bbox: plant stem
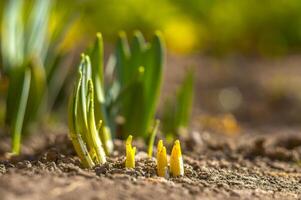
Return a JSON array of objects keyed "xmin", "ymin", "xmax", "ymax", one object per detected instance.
[
  {"xmin": 12, "ymin": 69, "xmax": 31, "ymax": 154},
  {"xmin": 147, "ymin": 120, "xmax": 160, "ymax": 157}
]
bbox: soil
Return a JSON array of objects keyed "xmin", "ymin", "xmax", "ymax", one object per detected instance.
[
  {"xmin": 0, "ymin": 125, "xmax": 301, "ymax": 200},
  {"xmin": 1, "ymin": 55, "xmax": 301, "ymax": 200}
]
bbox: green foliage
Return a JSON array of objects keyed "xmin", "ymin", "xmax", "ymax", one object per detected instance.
[
  {"xmin": 68, "ymin": 55, "xmax": 107, "ymax": 168},
  {"xmin": 1, "ymin": 0, "xmax": 72, "ymax": 154},
  {"xmin": 88, "ymin": 33, "xmax": 113, "ymax": 155},
  {"xmin": 162, "ymin": 70, "xmax": 195, "ymax": 140},
  {"xmin": 111, "ymin": 31, "xmax": 165, "ymax": 139},
  {"xmin": 68, "ymin": 31, "xmax": 165, "ymax": 166}
]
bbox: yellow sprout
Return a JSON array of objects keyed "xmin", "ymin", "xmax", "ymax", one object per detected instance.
[
  {"xmin": 125, "ymin": 135, "xmax": 136, "ymax": 168},
  {"xmin": 157, "ymin": 140, "xmax": 163, "ymax": 155},
  {"xmin": 169, "ymin": 140, "xmax": 184, "ymax": 177},
  {"xmin": 156, "ymin": 140, "xmax": 168, "ymax": 177}
]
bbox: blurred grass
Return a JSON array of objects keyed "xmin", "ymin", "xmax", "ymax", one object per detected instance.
[{"xmin": 0, "ymin": 0, "xmax": 75, "ymax": 154}]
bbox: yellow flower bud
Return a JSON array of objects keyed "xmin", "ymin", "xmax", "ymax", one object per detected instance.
[
  {"xmin": 125, "ymin": 135, "xmax": 136, "ymax": 168},
  {"xmin": 169, "ymin": 140, "xmax": 184, "ymax": 177},
  {"xmin": 156, "ymin": 140, "xmax": 168, "ymax": 177}
]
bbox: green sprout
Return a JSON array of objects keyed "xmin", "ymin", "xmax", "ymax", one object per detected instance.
[
  {"xmin": 86, "ymin": 31, "xmax": 165, "ymax": 141},
  {"xmin": 88, "ymin": 33, "xmax": 113, "ymax": 155},
  {"xmin": 68, "ymin": 55, "xmax": 107, "ymax": 167},
  {"xmin": 68, "ymin": 31, "xmax": 165, "ymax": 166},
  {"xmin": 110, "ymin": 31, "xmax": 165, "ymax": 139},
  {"xmin": 147, "ymin": 120, "xmax": 160, "ymax": 158},
  {"xmin": 161, "ymin": 70, "xmax": 195, "ymax": 140},
  {"xmin": 68, "ymin": 32, "xmax": 195, "ymax": 168},
  {"xmin": 73, "ymin": 31, "xmax": 165, "ymax": 155},
  {"xmin": 1, "ymin": 0, "xmax": 73, "ymax": 154}
]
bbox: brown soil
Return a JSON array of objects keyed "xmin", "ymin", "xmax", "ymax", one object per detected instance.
[{"xmin": 0, "ymin": 125, "xmax": 301, "ymax": 200}]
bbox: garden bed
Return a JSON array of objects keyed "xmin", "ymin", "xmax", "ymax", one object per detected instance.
[{"xmin": 1, "ymin": 125, "xmax": 301, "ymax": 200}]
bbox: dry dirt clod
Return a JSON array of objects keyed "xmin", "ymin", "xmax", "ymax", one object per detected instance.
[
  {"xmin": 16, "ymin": 161, "xmax": 32, "ymax": 169},
  {"xmin": 94, "ymin": 163, "xmax": 110, "ymax": 175},
  {"xmin": 45, "ymin": 149, "xmax": 60, "ymax": 162}
]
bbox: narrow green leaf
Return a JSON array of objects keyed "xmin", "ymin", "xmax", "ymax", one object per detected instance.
[
  {"xmin": 90, "ymin": 32, "xmax": 104, "ymax": 87},
  {"xmin": 147, "ymin": 120, "xmax": 160, "ymax": 157},
  {"xmin": 115, "ymin": 31, "xmax": 130, "ymax": 86},
  {"xmin": 128, "ymin": 31, "xmax": 145, "ymax": 82},
  {"xmin": 23, "ymin": 58, "xmax": 47, "ymax": 132},
  {"xmin": 46, "ymin": 52, "xmax": 69, "ymax": 111},
  {"xmin": 89, "ymin": 33, "xmax": 105, "ymax": 119},
  {"xmin": 87, "ymin": 38, "xmax": 114, "ymax": 154},
  {"xmin": 11, "ymin": 68, "xmax": 31, "ymax": 154},
  {"xmin": 79, "ymin": 55, "xmax": 91, "ymax": 130},
  {"xmin": 140, "ymin": 32, "xmax": 165, "ymax": 138},
  {"xmin": 144, "ymin": 31, "xmax": 165, "ymax": 102},
  {"xmin": 26, "ymin": 0, "xmax": 51, "ymax": 61},
  {"xmin": 175, "ymin": 70, "xmax": 194, "ymax": 127},
  {"xmin": 1, "ymin": 0, "xmax": 24, "ymax": 70},
  {"xmin": 87, "ymin": 80, "xmax": 106, "ymax": 164},
  {"xmin": 161, "ymin": 70, "xmax": 195, "ymax": 139}
]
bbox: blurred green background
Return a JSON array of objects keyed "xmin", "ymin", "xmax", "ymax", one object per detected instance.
[
  {"xmin": 1, "ymin": 0, "xmax": 301, "ymax": 55},
  {"xmin": 2, "ymin": 0, "xmax": 301, "ymax": 130},
  {"xmin": 48, "ymin": 0, "xmax": 301, "ymax": 56}
]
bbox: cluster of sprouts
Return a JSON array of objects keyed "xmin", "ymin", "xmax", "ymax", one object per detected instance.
[
  {"xmin": 67, "ymin": 32, "xmax": 190, "ymax": 177},
  {"xmin": 125, "ymin": 135, "xmax": 184, "ymax": 178},
  {"xmin": 68, "ymin": 55, "xmax": 107, "ymax": 167},
  {"xmin": 157, "ymin": 140, "xmax": 184, "ymax": 177},
  {"xmin": 1, "ymin": 1, "xmax": 194, "ymax": 157}
]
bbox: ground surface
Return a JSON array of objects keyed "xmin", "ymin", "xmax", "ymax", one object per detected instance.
[
  {"xmin": 0, "ymin": 125, "xmax": 301, "ymax": 200},
  {"xmin": 1, "ymin": 55, "xmax": 301, "ymax": 199}
]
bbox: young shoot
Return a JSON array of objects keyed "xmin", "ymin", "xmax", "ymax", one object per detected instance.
[
  {"xmin": 89, "ymin": 33, "xmax": 113, "ymax": 155},
  {"xmin": 161, "ymin": 70, "xmax": 195, "ymax": 141},
  {"xmin": 68, "ymin": 55, "xmax": 106, "ymax": 168},
  {"xmin": 125, "ymin": 135, "xmax": 136, "ymax": 168},
  {"xmin": 156, "ymin": 140, "xmax": 168, "ymax": 177},
  {"xmin": 147, "ymin": 120, "xmax": 160, "ymax": 157},
  {"xmin": 169, "ymin": 140, "xmax": 184, "ymax": 177},
  {"xmin": 97, "ymin": 121, "xmax": 113, "ymax": 155},
  {"xmin": 113, "ymin": 31, "xmax": 165, "ymax": 139}
]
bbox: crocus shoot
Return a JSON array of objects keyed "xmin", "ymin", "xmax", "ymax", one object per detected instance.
[
  {"xmin": 156, "ymin": 140, "xmax": 168, "ymax": 177},
  {"xmin": 169, "ymin": 140, "xmax": 184, "ymax": 177},
  {"xmin": 125, "ymin": 135, "xmax": 136, "ymax": 168}
]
